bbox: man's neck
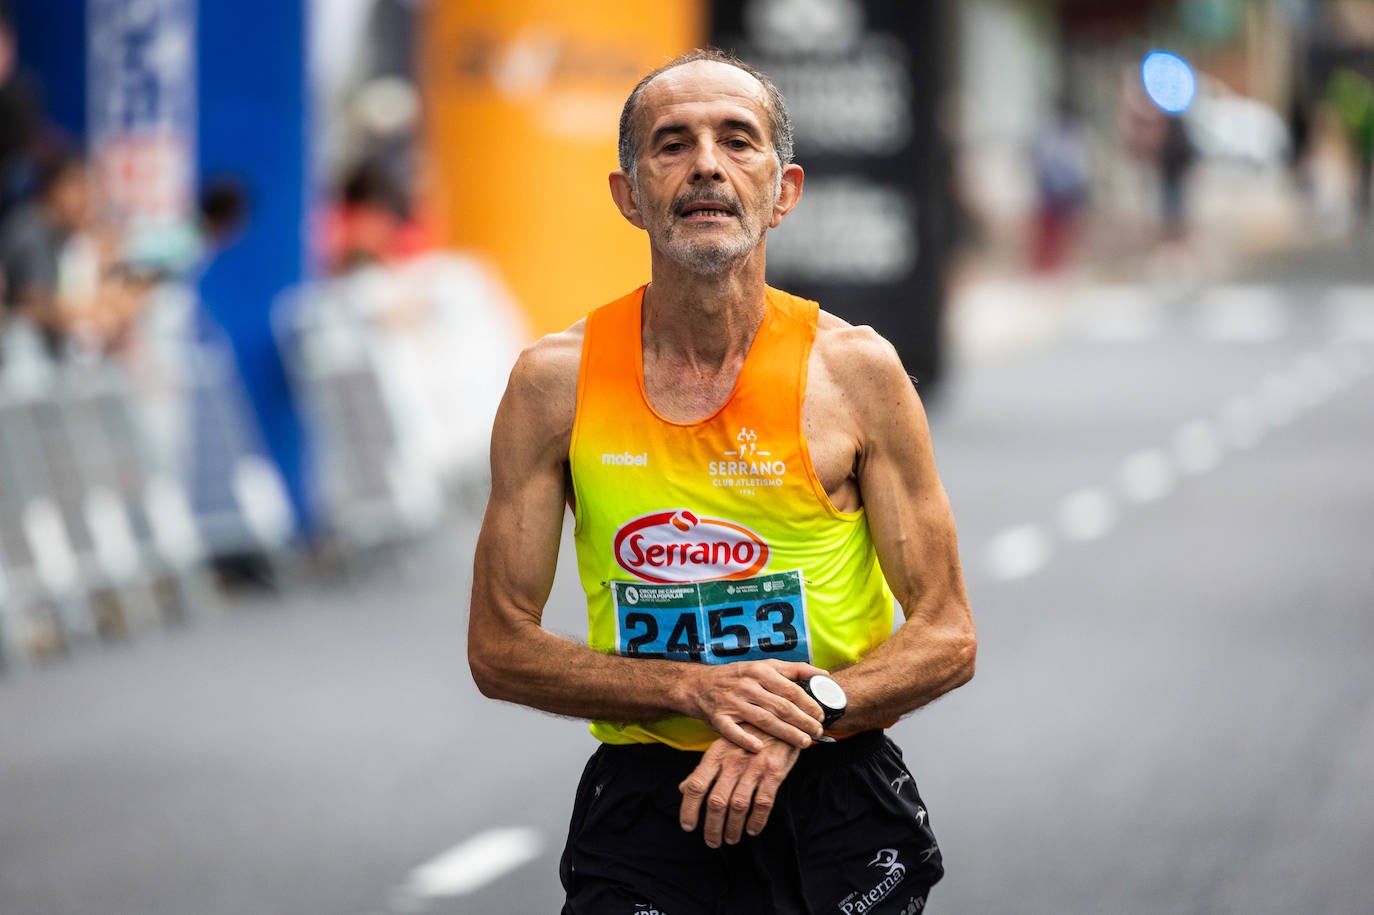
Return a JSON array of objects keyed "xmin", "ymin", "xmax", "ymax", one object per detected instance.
[{"xmin": 641, "ymin": 249, "xmax": 769, "ymax": 375}]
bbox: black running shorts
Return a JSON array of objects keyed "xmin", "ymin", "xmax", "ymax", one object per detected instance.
[{"xmin": 560, "ymin": 730, "xmax": 943, "ymax": 914}]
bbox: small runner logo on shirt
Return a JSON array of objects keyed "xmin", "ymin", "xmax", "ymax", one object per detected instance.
[
  {"xmin": 708, "ymin": 427, "xmax": 786, "ymax": 494},
  {"xmin": 613, "ymin": 510, "xmax": 770, "ymax": 583}
]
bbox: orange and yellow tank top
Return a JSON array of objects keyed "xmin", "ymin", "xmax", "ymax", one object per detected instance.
[{"xmin": 570, "ymin": 285, "xmax": 894, "ymax": 750}]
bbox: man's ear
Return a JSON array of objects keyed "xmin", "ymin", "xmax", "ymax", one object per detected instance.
[
  {"xmin": 769, "ymin": 163, "xmax": 804, "ymax": 228},
  {"xmin": 609, "ymin": 170, "xmax": 646, "ymax": 230}
]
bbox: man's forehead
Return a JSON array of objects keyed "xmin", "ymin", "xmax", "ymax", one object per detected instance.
[{"xmin": 637, "ymin": 60, "xmax": 770, "ymax": 127}]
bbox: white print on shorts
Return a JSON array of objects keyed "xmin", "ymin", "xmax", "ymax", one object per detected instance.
[{"xmin": 838, "ymin": 848, "xmax": 906, "ymax": 914}]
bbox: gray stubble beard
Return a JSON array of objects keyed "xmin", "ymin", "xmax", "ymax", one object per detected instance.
[{"xmin": 631, "ymin": 170, "xmax": 780, "ymax": 276}]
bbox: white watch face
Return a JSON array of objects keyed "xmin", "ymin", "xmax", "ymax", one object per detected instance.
[{"xmin": 810, "ymin": 675, "xmax": 847, "ymax": 711}]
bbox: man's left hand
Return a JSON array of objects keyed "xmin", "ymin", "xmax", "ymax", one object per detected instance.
[{"xmin": 678, "ymin": 726, "xmax": 801, "ymax": 848}]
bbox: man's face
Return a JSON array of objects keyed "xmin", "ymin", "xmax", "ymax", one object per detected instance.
[{"xmin": 626, "ymin": 61, "xmax": 785, "ymax": 275}]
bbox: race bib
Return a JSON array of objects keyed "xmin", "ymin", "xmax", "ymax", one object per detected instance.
[{"xmin": 611, "ymin": 570, "xmax": 810, "ymax": 664}]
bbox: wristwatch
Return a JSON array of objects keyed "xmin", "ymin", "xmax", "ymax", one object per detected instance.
[{"xmin": 801, "ymin": 675, "xmax": 847, "ymax": 730}]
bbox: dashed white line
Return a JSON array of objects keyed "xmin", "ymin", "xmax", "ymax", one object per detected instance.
[
  {"xmin": 1172, "ymin": 419, "xmax": 1224, "ymax": 475},
  {"xmin": 1330, "ymin": 346, "xmax": 1363, "ymax": 386},
  {"xmin": 980, "ymin": 330, "xmax": 1370, "ymax": 585},
  {"xmin": 1119, "ymin": 449, "xmax": 1175, "ymax": 503},
  {"xmin": 1326, "ymin": 286, "xmax": 1374, "ymax": 340},
  {"xmin": 1259, "ymin": 371, "xmax": 1300, "ymax": 426},
  {"xmin": 1195, "ymin": 284, "xmax": 1288, "ymax": 342},
  {"xmin": 1294, "ymin": 352, "xmax": 1340, "ymax": 405},
  {"xmin": 390, "ymin": 827, "xmax": 544, "ymax": 911},
  {"xmin": 1057, "ymin": 488, "xmax": 1117, "ymax": 542},
  {"xmin": 1340, "ymin": 345, "xmax": 1371, "ymax": 377},
  {"xmin": 1219, "ymin": 394, "xmax": 1267, "ymax": 449},
  {"xmin": 985, "ymin": 525, "xmax": 1052, "ymax": 580},
  {"xmin": 1073, "ymin": 285, "xmax": 1166, "ymax": 342}
]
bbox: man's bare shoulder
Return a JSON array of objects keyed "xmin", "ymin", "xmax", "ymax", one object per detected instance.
[
  {"xmin": 812, "ymin": 309, "xmax": 913, "ymax": 398},
  {"xmin": 502, "ymin": 320, "xmax": 585, "ymax": 433}
]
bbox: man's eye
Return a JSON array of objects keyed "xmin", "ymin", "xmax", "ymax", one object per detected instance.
[
  {"xmin": 662, "ymin": 142, "xmax": 686, "ymax": 153},
  {"xmin": 726, "ymin": 139, "xmax": 750, "ymax": 150}
]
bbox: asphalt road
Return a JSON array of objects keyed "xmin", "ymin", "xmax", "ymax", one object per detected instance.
[{"xmin": 2, "ymin": 248, "xmax": 1372, "ymax": 914}]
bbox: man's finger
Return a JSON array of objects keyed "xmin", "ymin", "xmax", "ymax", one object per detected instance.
[
  {"xmin": 738, "ymin": 704, "xmax": 816, "ymax": 748},
  {"xmin": 723, "ymin": 769, "xmax": 761, "ymax": 846},
  {"xmin": 745, "ymin": 778, "xmax": 780, "ymax": 837},
  {"xmin": 770, "ymin": 661, "xmax": 830, "ymax": 682},
  {"xmin": 757, "ymin": 681, "xmax": 826, "ymax": 733},
  {"xmin": 679, "ymin": 759, "xmax": 720, "ymax": 832},
  {"xmin": 712, "ymin": 716, "xmax": 766, "ymax": 752},
  {"xmin": 701, "ymin": 765, "xmax": 741, "ymax": 849}
]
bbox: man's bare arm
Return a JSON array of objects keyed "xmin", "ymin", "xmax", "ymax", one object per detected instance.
[
  {"xmin": 467, "ymin": 331, "xmax": 826, "ymax": 750},
  {"xmin": 676, "ymin": 323, "xmax": 976, "ymax": 843},
  {"xmin": 817, "ymin": 325, "xmax": 977, "ymax": 730}
]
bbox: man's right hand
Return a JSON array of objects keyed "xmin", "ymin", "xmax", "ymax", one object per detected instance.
[{"xmin": 682, "ymin": 660, "xmax": 828, "ymax": 750}]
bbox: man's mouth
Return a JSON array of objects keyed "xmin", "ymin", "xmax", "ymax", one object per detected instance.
[{"xmin": 678, "ymin": 201, "xmax": 737, "ymax": 219}]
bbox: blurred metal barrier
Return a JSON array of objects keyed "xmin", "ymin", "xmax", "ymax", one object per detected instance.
[
  {"xmin": 0, "ymin": 332, "xmax": 433, "ymax": 671},
  {"xmin": 0, "ymin": 364, "xmax": 218, "ymax": 668},
  {"xmin": 285, "ymin": 255, "xmax": 527, "ymax": 545},
  {"xmin": 0, "ymin": 258, "xmax": 521, "ymax": 673},
  {"xmin": 287, "ymin": 280, "xmax": 446, "ymax": 554}
]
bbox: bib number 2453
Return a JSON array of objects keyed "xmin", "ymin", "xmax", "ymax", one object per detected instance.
[{"xmin": 611, "ymin": 571, "xmax": 809, "ymax": 664}]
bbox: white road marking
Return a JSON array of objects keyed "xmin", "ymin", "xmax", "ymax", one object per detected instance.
[
  {"xmin": 1195, "ymin": 285, "xmax": 1288, "ymax": 342},
  {"xmin": 1326, "ymin": 286, "xmax": 1374, "ymax": 341},
  {"xmin": 1259, "ymin": 371, "xmax": 1300, "ymax": 425},
  {"xmin": 1057, "ymin": 488, "xmax": 1117, "ymax": 542},
  {"xmin": 1219, "ymin": 394, "xmax": 1267, "ymax": 449},
  {"xmin": 1340, "ymin": 345, "xmax": 1371, "ymax": 377},
  {"xmin": 1293, "ymin": 352, "xmax": 1340, "ymax": 405},
  {"xmin": 1173, "ymin": 420, "xmax": 1224, "ymax": 475},
  {"xmin": 394, "ymin": 827, "xmax": 544, "ymax": 907},
  {"xmin": 985, "ymin": 525, "xmax": 1052, "ymax": 580},
  {"xmin": 1119, "ymin": 449, "xmax": 1176, "ymax": 503},
  {"xmin": 1328, "ymin": 345, "xmax": 1362, "ymax": 386},
  {"xmin": 980, "ymin": 301, "xmax": 1367, "ymax": 587},
  {"xmin": 1073, "ymin": 285, "xmax": 1165, "ymax": 342}
]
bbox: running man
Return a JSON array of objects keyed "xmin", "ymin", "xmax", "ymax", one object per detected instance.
[{"xmin": 469, "ymin": 48, "xmax": 976, "ymax": 914}]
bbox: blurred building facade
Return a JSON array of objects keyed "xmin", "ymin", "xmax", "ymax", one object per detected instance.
[{"xmin": 953, "ymin": 0, "xmax": 1374, "ymax": 278}]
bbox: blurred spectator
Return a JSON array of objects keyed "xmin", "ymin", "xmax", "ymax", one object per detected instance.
[
  {"xmin": 1029, "ymin": 97, "xmax": 1090, "ymax": 273},
  {"xmin": 0, "ymin": 150, "xmax": 146, "ymax": 365},
  {"xmin": 1325, "ymin": 67, "xmax": 1374, "ymax": 223},
  {"xmin": 1158, "ymin": 114, "xmax": 1196, "ymax": 241},
  {"xmin": 318, "ymin": 159, "xmax": 432, "ymax": 274},
  {"xmin": 199, "ymin": 176, "xmax": 249, "ymax": 256},
  {"xmin": 0, "ymin": 11, "xmax": 44, "ymax": 225}
]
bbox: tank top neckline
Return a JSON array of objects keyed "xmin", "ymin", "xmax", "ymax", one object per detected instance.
[{"xmin": 632, "ymin": 285, "xmax": 780, "ymax": 429}]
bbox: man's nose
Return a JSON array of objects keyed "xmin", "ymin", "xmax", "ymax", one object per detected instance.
[{"xmin": 690, "ymin": 141, "xmax": 723, "ymax": 182}]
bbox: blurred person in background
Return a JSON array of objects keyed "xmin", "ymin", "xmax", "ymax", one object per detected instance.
[
  {"xmin": 1325, "ymin": 67, "xmax": 1374, "ymax": 224},
  {"xmin": 319, "ymin": 159, "xmax": 431, "ymax": 275},
  {"xmin": 198, "ymin": 177, "xmax": 248, "ymax": 264},
  {"xmin": 470, "ymin": 49, "xmax": 975, "ymax": 914},
  {"xmin": 0, "ymin": 149, "xmax": 147, "ymax": 367},
  {"xmin": 1121, "ymin": 70, "xmax": 1197, "ymax": 251},
  {"xmin": 1158, "ymin": 113, "xmax": 1196, "ymax": 243},
  {"xmin": 1029, "ymin": 95, "xmax": 1091, "ymax": 273},
  {"xmin": 0, "ymin": 9, "xmax": 44, "ymax": 225}
]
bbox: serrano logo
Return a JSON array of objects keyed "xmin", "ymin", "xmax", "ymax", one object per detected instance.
[{"xmin": 613, "ymin": 510, "xmax": 770, "ymax": 583}]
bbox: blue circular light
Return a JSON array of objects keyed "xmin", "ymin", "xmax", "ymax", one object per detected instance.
[{"xmin": 1142, "ymin": 51, "xmax": 1197, "ymax": 114}]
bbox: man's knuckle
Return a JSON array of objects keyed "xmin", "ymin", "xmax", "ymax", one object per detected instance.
[{"xmin": 707, "ymin": 794, "xmax": 730, "ymax": 812}]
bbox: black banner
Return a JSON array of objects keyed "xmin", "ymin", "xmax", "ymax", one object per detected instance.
[{"xmin": 710, "ymin": 0, "xmax": 957, "ymax": 395}]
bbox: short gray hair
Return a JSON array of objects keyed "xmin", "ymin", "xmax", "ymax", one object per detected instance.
[{"xmin": 617, "ymin": 48, "xmax": 795, "ymax": 180}]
